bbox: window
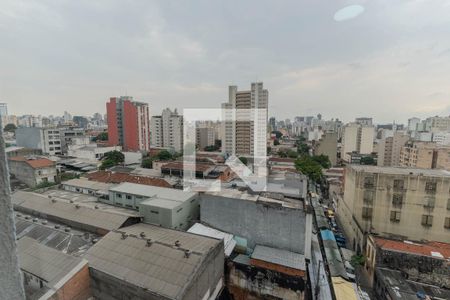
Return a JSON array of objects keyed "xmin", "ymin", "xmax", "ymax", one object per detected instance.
[
  {"xmin": 363, "ymin": 190, "xmax": 374, "ymax": 205},
  {"xmin": 390, "ymin": 211, "xmax": 401, "ymax": 222},
  {"xmin": 363, "ymin": 176, "xmax": 375, "ymax": 188},
  {"xmin": 445, "ymin": 218, "xmax": 450, "ymax": 229},
  {"xmin": 126, "ymin": 195, "xmax": 132, "ymax": 200},
  {"xmin": 423, "ymin": 196, "xmax": 435, "ymax": 209},
  {"xmin": 117, "ymin": 193, "xmax": 122, "ymax": 198},
  {"xmin": 425, "ymin": 181, "xmax": 437, "ymax": 194},
  {"xmin": 392, "ymin": 194, "xmax": 403, "ymax": 208},
  {"xmin": 362, "ymin": 207, "xmax": 372, "ymax": 219},
  {"xmin": 393, "ymin": 179, "xmax": 404, "ymax": 191},
  {"xmin": 421, "ymin": 215, "xmax": 433, "ymax": 227},
  {"xmin": 150, "ymin": 210, "xmax": 159, "ymax": 214},
  {"xmin": 177, "ymin": 207, "xmax": 183, "ymax": 213}
]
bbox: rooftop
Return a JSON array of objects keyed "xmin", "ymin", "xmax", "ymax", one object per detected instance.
[
  {"xmin": 188, "ymin": 223, "xmax": 236, "ymax": 256},
  {"xmin": 110, "ymin": 182, "xmax": 196, "ymax": 201},
  {"xmin": 18, "ymin": 237, "xmax": 87, "ymax": 287},
  {"xmin": 15, "ymin": 212, "xmax": 96, "ymax": 256},
  {"xmin": 12, "ymin": 191, "xmax": 138, "ymax": 232},
  {"xmin": 9, "ymin": 156, "xmax": 55, "ymax": 169},
  {"xmin": 161, "ymin": 161, "xmax": 215, "ymax": 173},
  {"xmin": 61, "ymin": 178, "xmax": 112, "ymax": 191},
  {"xmin": 251, "ymin": 245, "xmax": 306, "ymax": 271},
  {"xmin": 87, "ymin": 170, "xmax": 173, "ymax": 188},
  {"xmin": 85, "ymin": 223, "xmax": 222, "ymax": 299},
  {"xmin": 348, "ymin": 165, "xmax": 450, "ymax": 177},
  {"xmin": 374, "ymin": 237, "xmax": 450, "ymax": 260},
  {"xmin": 376, "ymin": 267, "xmax": 450, "ymax": 300}
]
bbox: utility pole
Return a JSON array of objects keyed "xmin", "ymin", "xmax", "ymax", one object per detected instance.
[{"xmin": 0, "ymin": 125, "xmax": 25, "ymax": 299}]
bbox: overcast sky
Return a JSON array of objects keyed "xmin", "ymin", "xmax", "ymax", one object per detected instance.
[{"xmin": 1, "ymin": 0, "xmax": 450, "ymax": 123}]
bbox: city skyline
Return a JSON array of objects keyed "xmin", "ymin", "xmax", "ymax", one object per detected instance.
[{"xmin": 2, "ymin": 1, "xmax": 450, "ymax": 123}]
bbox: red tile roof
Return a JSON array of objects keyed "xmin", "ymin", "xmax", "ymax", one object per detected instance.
[
  {"xmin": 9, "ymin": 156, "xmax": 55, "ymax": 169},
  {"xmin": 374, "ymin": 237, "xmax": 450, "ymax": 259},
  {"xmin": 161, "ymin": 161, "xmax": 215, "ymax": 172},
  {"xmin": 87, "ymin": 171, "xmax": 172, "ymax": 188}
]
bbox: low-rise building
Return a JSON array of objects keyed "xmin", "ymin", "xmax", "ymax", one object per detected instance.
[
  {"xmin": 87, "ymin": 170, "xmax": 174, "ymax": 188},
  {"xmin": 107, "ymin": 182, "xmax": 199, "ymax": 230},
  {"xmin": 12, "ymin": 191, "xmax": 140, "ymax": 235},
  {"xmin": 365, "ymin": 235, "xmax": 450, "ymax": 289},
  {"xmin": 337, "ymin": 165, "xmax": 450, "ymax": 254},
  {"xmin": 67, "ymin": 143, "xmax": 122, "ymax": 162},
  {"xmin": 8, "ymin": 156, "xmax": 57, "ymax": 187},
  {"xmin": 18, "ymin": 237, "xmax": 92, "ymax": 300},
  {"xmin": 373, "ymin": 268, "xmax": 450, "ymax": 300},
  {"xmin": 85, "ymin": 223, "xmax": 224, "ymax": 300},
  {"xmin": 229, "ymin": 245, "xmax": 307, "ymax": 300}
]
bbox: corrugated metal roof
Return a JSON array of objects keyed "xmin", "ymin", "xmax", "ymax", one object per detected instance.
[
  {"xmin": 85, "ymin": 223, "xmax": 221, "ymax": 299},
  {"xmin": 61, "ymin": 178, "xmax": 112, "ymax": 191},
  {"xmin": 13, "ymin": 191, "xmax": 133, "ymax": 232},
  {"xmin": 251, "ymin": 245, "xmax": 306, "ymax": 270},
  {"xmin": 321, "ymin": 230, "xmax": 336, "ymax": 241},
  {"xmin": 18, "ymin": 237, "xmax": 87, "ymax": 286},
  {"xmin": 188, "ymin": 223, "xmax": 236, "ymax": 256},
  {"xmin": 110, "ymin": 182, "xmax": 196, "ymax": 201}
]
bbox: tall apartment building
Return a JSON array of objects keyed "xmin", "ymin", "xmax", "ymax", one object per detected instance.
[
  {"xmin": 150, "ymin": 108, "xmax": 183, "ymax": 152},
  {"xmin": 423, "ymin": 116, "xmax": 450, "ymax": 133},
  {"xmin": 221, "ymin": 82, "xmax": 268, "ymax": 157},
  {"xmin": 337, "ymin": 165, "xmax": 450, "ymax": 254},
  {"xmin": 196, "ymin": 127, "xmax": 216, "ymax": 150},
  {"xmin": 377, "ymin": 131, "xmax": 409, "ymax": 167},
  {"xmin": 407, "ymin": 117, "xmax": 420, "ymax": 132},
  {"xmin": 106, "ymin": 96, "xmax": 150, "ymax": 152},
  {"xmin": 400, "ymin": 142, "xmax": 450, "ymax": 170},
  {"xmin": 0, "ymin": 103, "xmax": 7, "ymax": 117},
  {"xmin": 355, "ymin": 117, "xmax": 373, "ymax": 126},
  {"xmin": 313, "ymin": 131, "xmax": 338, "ymax": 166},
  {"xmin": 433, "ymin": 132, "xmax": 450, "ymax": 146},
  {"xmin": 341, "ymin": 123, "xmax": 375, "ymax": 162}
]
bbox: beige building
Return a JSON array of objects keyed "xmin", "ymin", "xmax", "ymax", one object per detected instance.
[
  {"xmin": 313, "ymin": 131, "xmax": 338, "ymax": 166},
  {"xmin": 196, "ymin": 126, "xmax": 216, "ymax": 150},
  {"xmin": 341, "ymin": 123, "xmax": 375, "ymax": 162},
  {"xmin": 150, "ymin": 108, "xmax": 183, "ymax": 152},
  {"xmin": 400, "ymin": 142, "xmax": 450, "ymax": 170},
  {"xmin": 222, "ymin": 82, "xmax": 268, "ymax": 157},
  {"xmin": 337, "ymin": 165, "xmax": 450, "ymax": 254},
  {"xmin": 377, "ymin": 131, "xmax": 409, "ymax": 167}
]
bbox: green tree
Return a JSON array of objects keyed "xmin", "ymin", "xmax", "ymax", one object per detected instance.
[
  {"xmin": 360, "ymin": 156, "xmax": 376, "ymax": 165},
  {"xmin": 287, "ymin": 150, "xmax": 298, "ymax": 159},
  {"xmin": 312, "ymin": 154, "xmax": 331, "ymax": 169},
  {"xmin": 95, "ymin": 132, "xmax": 108, "ymax": 141},
  {"xmin": 239, "ymin": 157, "xmax": 248, "ymax": 165},
  {"xmin": 278, "ymin": 150, "xmax": 288, "ymax": 158},
  {"xmin": 157, "ymin": 150, "xmax": 173, "ymax": 160},
  {"xmin": 297, "ymin": 143, "xmax": 310, "ymax": 155},
  {"xmin": 3, "ymin": 123, "xmax": 17, "ymax": 132},
  {"xmin": 100, "ymin": 150, "xmax": 124, "ymax": 170},
  {"xmin": 141, "ymin": 157, "xmax": 153, "ymax": 169},
  {"xmin": 295, "ymin": 156, "xmax": 323, "ymax": 182}
]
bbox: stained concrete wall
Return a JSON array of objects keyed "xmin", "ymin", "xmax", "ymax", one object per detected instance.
[{"xmin": 200, "ymin": 193, "xmax": 307, "ymax": 254}]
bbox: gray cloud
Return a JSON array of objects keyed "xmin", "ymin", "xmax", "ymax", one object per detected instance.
[{"xmin": 1, "ymin": 0, "xmax": 450, "ymax": 123}]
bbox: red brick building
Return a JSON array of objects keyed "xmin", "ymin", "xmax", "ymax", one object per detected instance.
[{"xmin": 106, "ymin": 96, "xmax": 150, "ymax": 151}]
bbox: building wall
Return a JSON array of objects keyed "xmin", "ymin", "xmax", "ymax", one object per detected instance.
[
  {"xmin": 314, "ymin": 132, "xmax": 338, "ymax": 166},
  {"xmin": 360, "ymin": 126, "xmax": 375, "ymax": 154},
  {"xmin": 8, "ymin": 161, "xmax": 56, "ymax": 187},
  {"xmin": 51, "ymin": 263, "xmax": 92, "ymax": 300},
  {"xmin": 123, "ymin": 100, "xmax": 139, "ymax": 151},
  {"xmin": 340, "ymin": 167, "xmax": 450, "ymax": 253},
  {"xmin": 150, "ymin": 109, "xmax": 183, "ymax": 152},
  {"xmin": 200, "ymin": 193, "xmax": 308, "ymax": 253},
  {"xmin": 15, "ymin": 127, "xmax": 44, "ymax": 152},
  {"xmin": 378, "ymin": 132, "xmax": 409, "ymax": 167},
  {"xmin": 106, "ymin": 98, "xmax": 119, "ymax": 147}
]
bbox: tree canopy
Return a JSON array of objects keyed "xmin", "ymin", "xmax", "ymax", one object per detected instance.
[
  {"xmin": 295, "ymin": 156, "xmax": 323, "ymax": 182},
  {"xmin": 239, "ymin": 156, "xmax": 248, "ymax": 165},
  {"xmin": 312, "ymin": 154, "xmax": 331, "ymax": 169},
  {"xmin": 3, "ymin": 123, "xmax": 17, "ymax": 132},
  {"xmin": 99, "ymin": 150, "xmax": 124, "ymax": 170}
]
